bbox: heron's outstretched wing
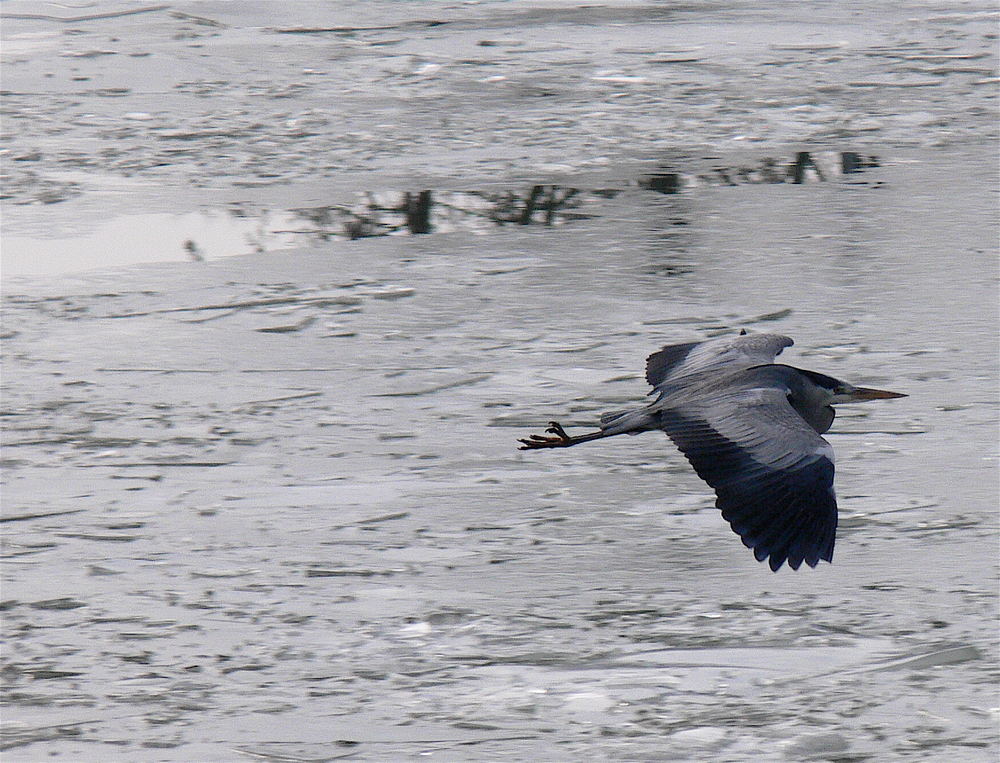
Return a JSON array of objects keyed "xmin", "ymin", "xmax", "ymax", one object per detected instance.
[
  {"xmin": 646, "ymin": 332, "xmax": 793, "ymax": 394},
  {"xmin": 657, "ymin": 381, "xmax": 837, "ymax": 572}
]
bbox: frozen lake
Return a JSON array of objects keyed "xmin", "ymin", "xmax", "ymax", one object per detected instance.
[{"xmin": 2, "ymin": 1, "xmax": 998, "ymax": 760}]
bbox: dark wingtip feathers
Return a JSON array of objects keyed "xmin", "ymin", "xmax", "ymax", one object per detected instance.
[{"xmin": 748, "ymin": 535, "xmax": 834, "ymax": 572}]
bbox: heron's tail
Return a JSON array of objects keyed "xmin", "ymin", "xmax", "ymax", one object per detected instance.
[{"xmin": 599, "ymin": 407, "xmax": 658, "ymax": 436}]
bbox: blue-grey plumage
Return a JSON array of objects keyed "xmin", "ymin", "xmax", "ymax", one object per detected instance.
[{"xmin": 518, "ymin": 331, "xmax": 907, "ymax": 572}]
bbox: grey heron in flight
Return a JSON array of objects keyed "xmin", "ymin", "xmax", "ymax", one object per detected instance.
[{"xmin": 518, "ymin": 331, "xmax": 906, "ymax": 571}]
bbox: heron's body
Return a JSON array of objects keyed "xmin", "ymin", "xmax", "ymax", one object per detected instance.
[{"xmin": 518, "ymin": 332, "xmax": 906, "ymax": 572}]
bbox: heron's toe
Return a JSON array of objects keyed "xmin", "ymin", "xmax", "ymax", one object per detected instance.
[
  {"xmin": 545, "ymin": 421, "xmax": 569, "ymax": 439},
  {"xmin": 518, "ymin": 432, "xmax": 564, "ymax": 449}
]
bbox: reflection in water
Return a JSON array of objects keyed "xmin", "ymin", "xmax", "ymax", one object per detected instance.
[
  {"xmin": 637, "ymin": 206, "xmax": 695, "ymax": 279},
  {"xmin": 1, "ymin": 151, "xmax": 880, "ymax": 276},
  {"xmin": 624, "ymin": 151, "xmax": 882, "ymax": 286},
  {"xmin": 639, "ymin": 151, "xmax": 880, "ymax": 193},
  {"xmin": 316, "ymin": 184, "xmax": 614, "ymax": 240},
  {"xmin": 325, "ymin": 151, "xmax": 878, "ymax": 241}
]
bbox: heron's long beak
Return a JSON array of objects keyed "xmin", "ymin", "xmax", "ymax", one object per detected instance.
[{"xmin": 850, "ymin": 387, "xmax": 908, "ymax": 401}]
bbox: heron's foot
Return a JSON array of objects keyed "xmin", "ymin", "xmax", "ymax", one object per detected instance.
[{"xmin": 518, "ymin": 421, "xmax": 572, "ymax": 450}]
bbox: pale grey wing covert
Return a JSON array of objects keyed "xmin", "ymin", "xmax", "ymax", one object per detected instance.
[
  {"xmin": 646, "ymin": 332, "xmax": 794, "ymax": 395},
  {"xmin": 656, "ymin": 380, "xmax": 838, "ymax": 572}
]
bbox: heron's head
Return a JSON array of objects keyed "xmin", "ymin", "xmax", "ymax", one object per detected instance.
[
  {"xmin": 808, "ymin": 373, "xmax": 908, "ymax": 405},
  {"xmin": 797, "ymin": 369, "xmax": 907, "ymax": 405}
]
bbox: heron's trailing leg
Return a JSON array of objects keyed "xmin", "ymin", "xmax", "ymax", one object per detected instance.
[{"xmin": 518, "ymin": 421, "xmax": 611, "ymax": 450}]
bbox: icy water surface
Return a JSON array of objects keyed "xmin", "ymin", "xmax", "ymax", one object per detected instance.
[
  {"xmin": 2, "ymin": 1, "xmax": 999, "ymax": 761},
  {"xmin": 3, "ymin": 151, "xmax": 997, "ymax": 761}
]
